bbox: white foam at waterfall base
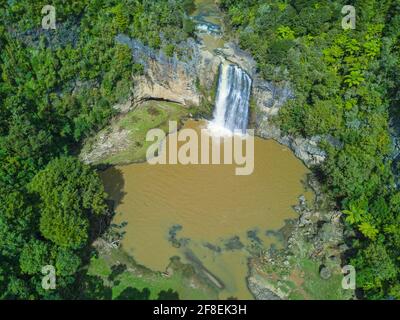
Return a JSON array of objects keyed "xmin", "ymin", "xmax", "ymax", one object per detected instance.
[
  {"xmin": 207, "ymin": 121, "xmax": 235, "ymax": 137},
  {"xmin": 208, "ymin": 63, "xmax": 252, "ymax": 138}
]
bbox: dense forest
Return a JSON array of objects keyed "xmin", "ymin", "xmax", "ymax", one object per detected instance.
[
  {"xmin": 219, "ymin": 0, "xmax": 400, "ymax": 299},
  {"xmin": 0, "ymin": 0, "xmax": 194, "ymax": 299}
]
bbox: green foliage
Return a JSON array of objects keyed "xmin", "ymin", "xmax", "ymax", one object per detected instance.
[
  {"xmin": 164, "ymin": 44, "xmax": 176, "ymax": 57},
  {"xmin": 303, "ymin": 99, "xmax": 343, "ymax": 135},
  {"xmin": 352, "ymin": 242, "xmax": 398, "ymax": 294},
  {"xmin": 55, "ymin": 249, "xmax": 81, "ymax": 276},
  {"xmin": 29, "ymin": 157, "xmax": 107, "ymax": 248},
  {"xmin": 343, "ymin": 200, "xmax": 367, "ymax": 225},
  {"xmin": 277, "ymin": 26, "xmax": 296, "ymax": 40},
  {"xmin": 19, "ymin": 239, "xmax": 50, "ymax": 275},
  {"xmin": 344, "ymin": 70, "xmax": 365, "ymax": 87},
  {"xmin": 157, "ymin": 289, "xmax": 180, "ymax": 300},
  {"xmin": 358, "ymin": 222, "xmax": 379, "ymax": 241}
]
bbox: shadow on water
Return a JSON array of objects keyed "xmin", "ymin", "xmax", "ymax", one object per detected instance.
[
  {"xmin": 86, "ymin": 166, "xmax": 127, "ymax": 248},
  {"xmin": 101, "ymin": 166, "xmax": 127, "ymax": 209},
  {"xmin": 87, "ymin": 166, "xmax": 126, "ymax": 246}
]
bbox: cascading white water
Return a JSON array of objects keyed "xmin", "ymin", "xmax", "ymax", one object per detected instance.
[{"xmin": 209, "ymin": 63, "xmax": 252, "ymax": 135}]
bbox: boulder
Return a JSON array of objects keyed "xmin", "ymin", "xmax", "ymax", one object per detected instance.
[{"xmin": 319, "ymin": 266, "xmax": 332, "ymax": 280}]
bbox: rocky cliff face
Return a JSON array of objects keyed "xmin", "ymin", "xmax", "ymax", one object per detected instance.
[
  {"xmin": 256, "ymin": 124, "xmax": 327, "ymax": 167},
  {"xmin": 116, "ymin": 34, "xmax": 287, "ymax": 112},
  {"xmin": 116, "ymin": 34, "xmax": 219, "ymax": 107}
]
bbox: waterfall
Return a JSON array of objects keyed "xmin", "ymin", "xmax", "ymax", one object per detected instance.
[{"xmin": 209, "ymin": 63, "xmax": 252, "ymax": 135}]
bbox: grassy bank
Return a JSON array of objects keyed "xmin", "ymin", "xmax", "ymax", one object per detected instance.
[
  {"xmin": 81, "ymin": 101, "xmax": 190, "ymax": 165},
  {"xmin": 88, "ymin": 245, "xmax": 219, "ymax": 300}
]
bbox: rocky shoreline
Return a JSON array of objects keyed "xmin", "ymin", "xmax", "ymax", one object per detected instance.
[{"xmin": 247, "ymin": 175, "xmax": 353, "ymax": 300}]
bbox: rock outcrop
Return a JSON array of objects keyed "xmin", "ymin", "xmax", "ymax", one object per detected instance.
[
  {"xmin": 116, "ymin": 34, "xmax": 220, "ymax": 107},
  {"xmin": 247, "ymin": 276, "xmax": 282, "ymax": 300},
  {"xmin": 256, "ymin": 123, "xmax": 327, "ymax": 167},
  {"xmin": 246, "ymin": 178, "xmax": 353, "ymax": 300}
]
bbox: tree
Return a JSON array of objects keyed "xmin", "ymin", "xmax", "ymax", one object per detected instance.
[
  {"xmin": 344, "ymin": 70, "xmax": 365, "ymax": 87},
  {"xmin": 29, "ymin": 157, "xmax": 107, "ymax": 249},
  {"xmin": 352, "ymin": 242, "xmax": 397, "ymax": 294},
  {"xmin": 157, "ymin": 289, "xmax": 180, "ymax": 300},
  {"xmin": 19, "ymin": 239, "xmax": 50, "ymax": 275},
  {"xmin": 358, "ymin": 222, "xmax": 378, "ymax": 240},
  {"xmin": 55, "ymin": 249, "xmax": 81, "ymax": 276},
  {"xmin": 277, "ymin": 26, "xmax": 295, "ymax": 40},
  {"xmin": 343, "ymin": 199, "xmax": 367, "ymax": 225}
]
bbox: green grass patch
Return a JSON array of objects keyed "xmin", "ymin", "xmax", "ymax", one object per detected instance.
[
  {"xmin": 288, "ymin": 258, "xmax": 352, "ymax": 300},
  {"xmin": 106, "ymin": 101, "xmax": 188, "ymax": 164},
  {"xmin": 88, "ymin": 247, "xmax": 218, "ymax": 300},
  {"xmin": 82, "ymin": 100, "xmax": 189, "ymax": 165}
]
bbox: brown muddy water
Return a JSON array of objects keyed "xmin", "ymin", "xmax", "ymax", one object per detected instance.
[{"xmin": 101, "ymin": 120, "xmax": 313, "ymax": 299}]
